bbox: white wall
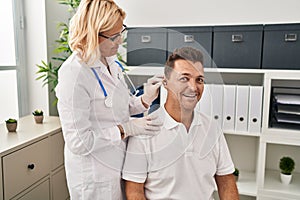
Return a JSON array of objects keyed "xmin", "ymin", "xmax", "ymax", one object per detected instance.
[
  {"xmin": 24, "ymin": 0, "xmax": 49, "ymax": 115},
  {"xmin": 115, "ymin": 0, "xmax": 300, "ymax": 26}
]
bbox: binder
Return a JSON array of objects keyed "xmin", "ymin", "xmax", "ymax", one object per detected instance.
[
  {"xmin": 198, "ymin": 84, "xmax": 223, "ymax": 128},
  {"xmin": 211, "ymin": 84, "xmax": 224, "ymax": 128},
  {"xmin": 248, "ymin": 86, "xmax": 263, "ymax": 133},
  {"xmin": 223, "ymin": 85, "xmax": 236, "ymax": 132},
  {"xmin": 235, "ymin": 85, "xmax": 249, "ymax": 132},
  {"xmin": 197, "ymin": 84, "xmax": 212, "ymax": 117}
]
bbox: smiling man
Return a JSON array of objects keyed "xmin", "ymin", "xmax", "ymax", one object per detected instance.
[{"xmin": 122, "ymin": 47, "xmax": 239, "ymax": 200}]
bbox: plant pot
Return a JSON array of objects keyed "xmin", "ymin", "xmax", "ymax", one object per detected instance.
[
  {"xmin": 280, "ymin": 173, "xmax": 292, "ymax": 185},
  {"xmin": 6, "ymin": 122, "xmax": 17, "ymax": 132},
  {"xmin": 34, "ymin": 115, "xmax": 44, "ymax": 124}
]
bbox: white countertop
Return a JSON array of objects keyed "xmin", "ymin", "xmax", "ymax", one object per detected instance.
[{"xmin": 0, "ymin": 115, "xmax": 61, "ymax": 155}]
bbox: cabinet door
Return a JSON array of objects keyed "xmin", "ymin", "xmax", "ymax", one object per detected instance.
[
  {"xmin": 50, "ymin": 132, "xmax": 65, "ymax": 170},
  {"xmin": 52, "ymin": 168, "xmax": 69, "ymax": 200},
  {"xmin": 17, "ymin": 179, "xmax": 50, "ymax": 200}
]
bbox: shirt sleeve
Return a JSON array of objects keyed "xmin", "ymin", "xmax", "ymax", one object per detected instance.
[
  {"xmin": 122, "ymin": 136, "xmax": 148, "ymax": 183},
  {"xmin": 216, "ymin": 133, "xmax": 235, "ymax": 176},
  {"xmin": 129, "ymin": 94, "xmax": 148, "ymax": 115},
  {"xmin": 56, "ymin": 64, "xmax": 122, "ymax": 156}
]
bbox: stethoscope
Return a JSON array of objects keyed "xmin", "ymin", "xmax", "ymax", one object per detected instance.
[{"xmin": 91, "ymin": 60, "xmax": 139, "ymax": 108}]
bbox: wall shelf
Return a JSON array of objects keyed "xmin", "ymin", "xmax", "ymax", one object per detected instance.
[
  {"xmin": 262, "ymin": 170, "xmax": 300, "ymax": 199},
  {"xmin": 225, "ymin": 131, "xmax": 260, "ymax": 137}
]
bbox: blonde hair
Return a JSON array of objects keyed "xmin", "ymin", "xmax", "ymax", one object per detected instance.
[{"xmin": 69, "ymin": 0, "xmax": 126, "ymax": 64}]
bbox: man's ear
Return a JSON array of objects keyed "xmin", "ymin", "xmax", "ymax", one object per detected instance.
[{"xmin": 162, "ymin": 79, "xmax": 167, "ymax": 88}]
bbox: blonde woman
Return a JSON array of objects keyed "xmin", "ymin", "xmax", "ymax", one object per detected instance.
[{"xmin": 56, "ymin": 0, "xmax": 163, "ymax": 199}]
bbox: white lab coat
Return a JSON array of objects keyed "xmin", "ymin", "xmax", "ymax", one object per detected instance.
[{"xmin": 56, "ymin": 51, "xmax": 147, "ymax": 200}]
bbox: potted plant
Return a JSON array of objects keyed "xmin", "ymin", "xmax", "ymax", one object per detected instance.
[
  {"xmin": 32, "ymin": 109, "xmax": 44, "ymax": 124},
  {"xmin": 5, "ymin": 118, "xmax": 17, "ymax": 132},
  {"xmin": 279, "ymin": 156, "xmax": 295, "ymax": 185},
  {"xmin": 233, "ymin": 167, "xmax": 239, "ymax": 182}
]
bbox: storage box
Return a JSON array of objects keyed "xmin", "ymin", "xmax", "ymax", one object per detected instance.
[
  {"xmin": 213, "ymin": 25, "xmax": 263, "ymax": 69},
  {"xmin": 127, "ymin": 27, "xmax": 167, "ymax": 66},
  {"xmin": 262, "ymin": 23, "xmax": 300, "ymax": 69},
  {"xmin": 167, "ymin": 26, "xmax": 213, "ymax": 67}
]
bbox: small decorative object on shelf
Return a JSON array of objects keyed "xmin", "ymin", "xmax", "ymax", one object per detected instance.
[
  {"xmin": 5, "ymin": 118, "xmax": 17, "ymax": 132},
  {"xmin": 279, "ymin": 156, "xmax": 295, "ymax": 185},
  {"xmin": 233, "ymin": 167, "xmax": 239, "ymax": 182},
  {"xmin": 32, "ymin": 109, "xmax": 44, "ymax": 124}
]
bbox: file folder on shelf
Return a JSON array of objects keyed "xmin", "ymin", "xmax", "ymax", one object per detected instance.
[
  {"xmin": 211, "ymin": 84, "xmax": 224, "ymax": 128},
  {"xmin": 222, "ymin": 85, "xmax": 236, "ymax": 133},
  {"xmin": 275, "ymin": 113, "xmax": 300, "ymax": 124},
  {"xmin": 269, "ymin": 87, "xmax": 300, "ymax": 130},
  {"xmin": 277, "ymin": 104, "xmax": 300, "ymax": 115},
  {"xmin": 235, "ymin": 85, "xmax": 249, "ymax": 132},
  {"xmin": 248, "ymin": 86, "xmax": 263, "ymax": 134},
  {"xmin": 274, "ymin": 94, "xmax": 300, "ymax": 105},
  {"xmin": 198, "ymin": 84, "xmax": 223, "ymax": 128}
]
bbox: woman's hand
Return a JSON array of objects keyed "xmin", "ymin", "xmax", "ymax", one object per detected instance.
[
  {"xmin": 142, "ymin": 75, "xmax": 163, "ymax": 106},
  {"xmin": 120, "ymin": 112, "xmax": 163, "ymax": 138}
]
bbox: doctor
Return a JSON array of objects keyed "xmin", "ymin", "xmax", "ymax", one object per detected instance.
[{"xmin": 55, "ymin": 0, "xmax": 163, "ymax": 199}]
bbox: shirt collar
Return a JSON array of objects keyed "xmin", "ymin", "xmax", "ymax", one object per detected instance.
[
  {"xmin": 160, "ymin": 105, "xmax": 203, "ymax": 130},
  {"xmin": 76, "ymin": 50, "xmax": 117, "ymax": 70},
  {"xmin": 160, "ymin": 106, "xmax": 179, "ymax": 130}
]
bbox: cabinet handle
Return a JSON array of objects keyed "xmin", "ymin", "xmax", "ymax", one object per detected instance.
[
  {"xmin": 141, "ymin": 35, "xmax": 151, "ymax": 43},
  {"xmin": 28, "ymin": 164, "xmax": 35, "ymax": 170},
  {"xmin": 285, "ymin": 33, "xmax": 297, "ymax": 42},
  {"xmin": 232, "ymin": 34, "xmax": 243, "ymax": 43},
  {"xmin": 184, "ymin": 35, "xmax": 194, "ymax": 43}
]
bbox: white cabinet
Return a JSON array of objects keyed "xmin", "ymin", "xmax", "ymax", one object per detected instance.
[
  {"xmin": 0, "ymin": 116, "xmax": 69, "ymax": 200},
  {"xmin": 127, "ymin": 66, "xmax": 300, "ymax": 199}
]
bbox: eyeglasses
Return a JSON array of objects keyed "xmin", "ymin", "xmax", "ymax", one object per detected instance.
[{"xmin": 98, "ymin": 24, "xmax": 127, "ymax": 42}]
